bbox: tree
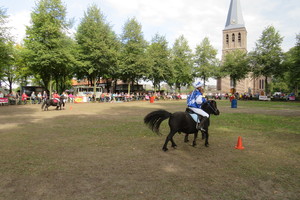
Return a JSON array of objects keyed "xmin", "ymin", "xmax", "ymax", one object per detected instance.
[
  {"xmin": 120, "ymin": 17, "xmax": 149, "ymax": 94},
  {"xmin": 146, "ymin": 33, "xmax": 172, "ymax": 91},
  {"xmin": 170, "ymin": 35, "xmax": 193, "ymax": 92},
  {"xmin": 193, "ymin": 37, "xmax": 219, "ymax": 86},
  {"xmin": 251, "ymin": 25, "xmax": 284, "ymax": 95},
  {"xmin": 24, "ymin": 0, "xmax": 75, "ymax": 93},
  {"xmin": 282, "ymin": 34, "xmax": 300, "ymax": 96},
  {"xmin": 0, "ymin": 42, "xmax": 19, "ymax": 93},
  {"xmin": 0, "ymin": 7, "xmax": 12, "ymax": 87},
  {"xmin": 14, "ymin": 44, "xmax": 32, "ymax": 89},
  {"xmin": 221, "ymin": 49, "xmax": 250, "ymax": 92},
  {"xmin": 76, "ymin": 5, "xmax": 120, "ymax": 94}
]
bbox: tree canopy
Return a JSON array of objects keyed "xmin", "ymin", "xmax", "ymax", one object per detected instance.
[
  {"xmin": 221, "ymin": 49, "xmax": 250, "ymax": 91},
  {"xmin": 171, "ymin": 35, "xmax": 193, "ymax": 91},
  {"xmin": 24, "ymin": 0, "xmax": 75, "ymax": 93},
  {"xmin": 147, "ymin": 33, "xmax": 172, "ymax": 91},
  {"xmin": 76, "ymin": 4, "xmax": 120, "ymax": 93},
  {"xmin": 251, "ymin": 25, "xmax": 284, "ymax": 95},
  {"xmin": 119, "ymin": 17, "xmax": 149, "ymax": 94},
  {"xmin": 194, "ymin": 37, "xmax": 219, "ymax": 86}
]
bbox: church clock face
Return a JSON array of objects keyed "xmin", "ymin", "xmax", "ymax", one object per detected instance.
[{"xmin": 231, "ymin": 19, "xmax": 236, "ymax": 24}]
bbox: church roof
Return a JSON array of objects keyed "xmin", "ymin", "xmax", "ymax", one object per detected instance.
[{"xmin": 224, "ymin": 0, "xmax": 245, "ymax": 30}]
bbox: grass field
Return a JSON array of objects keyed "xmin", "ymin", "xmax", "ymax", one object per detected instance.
[{"xmin": 0, "ymin": 100, "xmax": 299, "ymax": 200}]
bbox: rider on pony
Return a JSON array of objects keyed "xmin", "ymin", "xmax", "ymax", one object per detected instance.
[
  {"xmin": 187, "ymin": 81, "xmax": 209, "ymax": 131},
  {"xmin": 52, "ymin": 91, "xmax": 60, "ymax": 103}
]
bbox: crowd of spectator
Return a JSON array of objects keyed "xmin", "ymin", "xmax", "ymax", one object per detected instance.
[
  {"xmin": 0, "ymin": 90, "xmax": 188, "ymax": 106},
  {"xmin": 1, "ymin": 89, "xmax": 296, "ymax": 106},
  {"xmin": 210, "ymin": 92, "xmax": 254, "ymax": 100},
  {"xmin": 85, "ymin": 92, "xmax": 186, "ymax": 103}
]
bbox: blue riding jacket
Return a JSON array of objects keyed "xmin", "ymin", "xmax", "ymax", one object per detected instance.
[{"xmin": 187, "ymin": 89, "xmax": 207, "ymax": 108}]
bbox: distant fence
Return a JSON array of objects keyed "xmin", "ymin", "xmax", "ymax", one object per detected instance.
[{"xmin": 0, "ymin": 97, "xmax": 8, "ymax": 105}]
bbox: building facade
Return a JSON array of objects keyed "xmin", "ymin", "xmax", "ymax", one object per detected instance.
[{"xmin": 217, "ymin": 0, "xmax": 266, "ymax": 95}]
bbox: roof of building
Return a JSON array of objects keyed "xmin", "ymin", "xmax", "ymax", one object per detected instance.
[{"xmin": 224, "ymin": 0, "xmax": 245, "ymax": 30}]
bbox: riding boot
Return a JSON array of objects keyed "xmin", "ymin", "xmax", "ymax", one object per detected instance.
[{"xmin": 196, "ymin": 117, "xmax": 208, "ymax": 131}]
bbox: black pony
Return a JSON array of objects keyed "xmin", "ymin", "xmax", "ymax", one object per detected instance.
[
  {"xmin": 144, "ymin": 100, "xmax": 220, "ymax": 151},
  {"xmin": 41, "ymin": 97, "xmax": 65, "ymax": 111}
]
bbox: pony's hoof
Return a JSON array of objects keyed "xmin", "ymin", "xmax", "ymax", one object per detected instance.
[
  {"xmin": 205, "ymin": 143, "xmax": 209, "ymax": 147},
  {"xmin": 172, "ymin": 145, "xmax": 177, "ymax": 149},
  {"xmin": 184, "ymin": 139, "xmax": 189, "ymax": 143},
  {"xmin": 162, "ymin": 147, "xmax": 168, "ymax": 152},
  {"xmin": 192, "ymin": 143, "xmax": 197, "ymax": 147}
]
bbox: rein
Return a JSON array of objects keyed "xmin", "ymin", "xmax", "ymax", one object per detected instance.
[{"xmin": 206, "ymin": 101, "xmax": 218, "ymax": 114}]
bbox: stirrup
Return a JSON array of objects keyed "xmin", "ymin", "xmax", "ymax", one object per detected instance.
[{"xmin": 196, "ymin": 123, "xmax": 204, "ymax": 131}]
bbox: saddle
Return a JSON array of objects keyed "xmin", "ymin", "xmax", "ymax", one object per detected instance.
[{"xmin": 185, "ymin": 107, "xmax": 201, "ymax": 123}]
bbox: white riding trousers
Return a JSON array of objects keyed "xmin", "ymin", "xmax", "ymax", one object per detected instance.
[{"xmin": 189, "ymin": 107, "xmax": 209, "ymax": 118}]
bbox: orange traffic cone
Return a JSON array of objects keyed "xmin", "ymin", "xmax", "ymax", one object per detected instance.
[{"xmin": 235, "ymin": 136, "xmax": 244, "ymax": 150}]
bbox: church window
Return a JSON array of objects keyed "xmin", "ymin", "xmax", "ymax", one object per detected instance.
[
  {"xmin": 259, "ymin": 79, "xmax": 265, "ymax": 89},
  {"xmin": 238, "ymin": 33, "xmax": 241, "ymax": 43},
  {"xmin": 226, "ymin": 34, "xmax": 229, "ymax": 44},
  {"xmin": 232, "ymin": 33, "xmax": 235, "ymax": 42}
]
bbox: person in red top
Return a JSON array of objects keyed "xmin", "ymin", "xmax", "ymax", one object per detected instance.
[
  {"xmin": 21, "ymin": 92, "xmax": 28, "ymax": 104},
  {"xmin": 52, "ymin": 91, "xmax": 60, "ymax": 103}
]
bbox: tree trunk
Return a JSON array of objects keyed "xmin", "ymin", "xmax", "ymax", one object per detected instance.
[
  {"xmin": 49, "ymin": 77, "xmax": 53, "ymax": 98},
  {"xmin": 264, "ymin": 76, "xmax": 269, "ymax": 96},
  {"xmin": 127, "ymin": 80, "xmax": 131, "ymax": 95},
  {"xmin": 153, "ymin": 81, "xmax": 157, "ymax": 93},
  {"xmin": 295, "ymin": 85, "xmax": 298, "ymax": 97},
  {"xmin": 203, "ymin": 76, "xmax": 206, "ymax": 87},
  {"xmin": 93, "ymin": 77, "xmax": 97, "ymax": 97},
  {"xmin": 176, "ymin": 82, "xmax": 181, "ymax": 93},
  {"xmin": 8, "ymin": 78, "xmax": 13, "ymax": 93}
]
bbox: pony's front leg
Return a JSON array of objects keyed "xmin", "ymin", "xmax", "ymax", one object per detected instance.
[
  {"xmin": 192, "ymin": 132, "xmax": 198, "ymax": 147},
  {"xmin": 203, "ymin": 129, "xmax": 209, "ymax": 147},
  {"xmin": 202, "ymin": 131, "xmax": 205, "ymax": 139}
]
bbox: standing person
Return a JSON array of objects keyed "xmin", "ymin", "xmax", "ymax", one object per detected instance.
[
  {"xmin": 68, "ymin": 93, "xmax": 74, "ymax": 103},
  {"xmin": 16, "ymin": 92, "xmax": 20, "ymax": 104},
  {"xmin": 31, "ymin": 92, "xmax": 36, "ymax": 104},
  {"xmin": 37, "ymin": 92, "xmax": 42, "ymax": 104},
  {"xmin": 61, "ymin": 92, "xmax": 67, "ymax": 104},
  {"xmin": 42, "ymin": 91, "xmax": 48, "ymax": 102},
  {"xmin": 0, "ymin": 91, "xmax": 3, "ymax": 106},
  {"xmin": 187, "ymin": 81, "xmax": 209, "ymax": 131},
  {"xmin": 21, "ymin": 92, "xmax": 28, "ymax": 105}
]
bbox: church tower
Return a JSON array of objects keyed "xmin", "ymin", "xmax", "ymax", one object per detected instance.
[
  {"xmin": 217, "ymin": 0, "xmax": 253, "ymax": 94},
  {"xmin": 222, "ymin": 0, "xmax": 247, "ymax": 56}
]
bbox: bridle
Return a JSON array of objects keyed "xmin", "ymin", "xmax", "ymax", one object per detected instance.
[{"xmin": 207, "ymin": 101, "xmax": 218, "ymax": 115}]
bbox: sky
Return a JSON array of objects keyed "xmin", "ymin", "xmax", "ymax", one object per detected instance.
[{"xmin": 2, "ymin": 0, "xmax": 300, "ymax": 59}]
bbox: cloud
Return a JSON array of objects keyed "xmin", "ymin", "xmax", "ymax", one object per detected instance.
[
  {"xmin": 7, "ymin": 11, "xmax": 31, "ymax": 44},
  {"xmin": 104, "ymin": 0, "xmax": 229, "ymax": 56},
  {"xmin": 4, "ymin": 0, "xmax": 300, "ymax": 55}
]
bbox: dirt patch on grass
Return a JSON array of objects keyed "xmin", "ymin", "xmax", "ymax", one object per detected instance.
[{"xmin": 0, "ymin": 101, "xmax": 299, "ymax": 200}]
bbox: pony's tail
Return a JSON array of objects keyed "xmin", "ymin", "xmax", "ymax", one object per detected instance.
[{"xmin": 144, "ymin": 109, "xmax": 171, "ymax": 134}]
